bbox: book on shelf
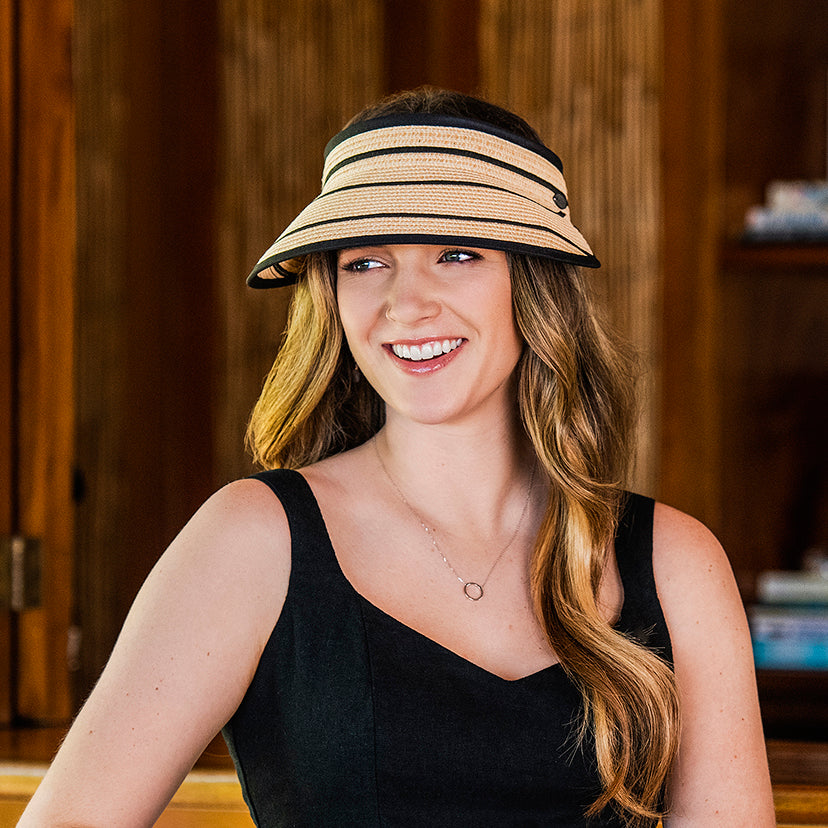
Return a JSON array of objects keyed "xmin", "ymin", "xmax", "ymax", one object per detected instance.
[
  {"xmin": 749, "ymin": 604, "xmax": 828, "ymax": 670},
  {"xmin": 749, "ymin": 569, "xmax": 828, "ymax": 670},
  {"xmin": 756, "ymin": 570, "xmax": 828, "ymax": 605},
  {"xmin": 743, "ymin": 180, "xmax": 828, "ymax": 243}
]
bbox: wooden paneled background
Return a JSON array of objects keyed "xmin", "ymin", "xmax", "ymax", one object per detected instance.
[
  {"xmin": 0, "ymin": 0, "xmax": 693, "ymax": 722},
  {"xmin": 4, "ymin": 0, "xmax": 823, "ymax": 735}
]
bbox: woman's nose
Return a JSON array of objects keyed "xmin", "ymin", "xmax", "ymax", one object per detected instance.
[{"xmin": 383, "ymin": 266, "xmax": 441, "ymax": 325}]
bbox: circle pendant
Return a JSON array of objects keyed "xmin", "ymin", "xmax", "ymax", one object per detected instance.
[{"xmin": 463, "ymin": 582, "xmax": 484, "ymax": 601}]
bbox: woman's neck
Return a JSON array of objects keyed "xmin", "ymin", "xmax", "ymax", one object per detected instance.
[{"xmin": 373, "ymin": 411, "xmax": 540, "ymax": 541}]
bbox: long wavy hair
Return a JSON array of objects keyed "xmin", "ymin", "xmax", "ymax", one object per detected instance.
[{"xmin": 247, "ymin": 88, "xmax": 680, "ymax": 824}]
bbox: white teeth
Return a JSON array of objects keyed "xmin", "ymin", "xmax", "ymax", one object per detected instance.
[{"xmin": 392, "ymin": 338, "xmax": 461, "ymax": 361}]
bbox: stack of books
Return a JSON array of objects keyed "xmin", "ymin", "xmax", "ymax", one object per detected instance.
[
  {"xmin": 743, "ymin": 180, "xmax": 828, "ymax": 243},
  {"xmin": 749, "ymin": 570, "xmax": 828, "ymax": 670}
]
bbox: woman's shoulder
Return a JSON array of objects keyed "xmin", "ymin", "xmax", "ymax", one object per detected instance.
[
  {"xmin": 193, "ymin": 475, "xmax": 293, "ymax": 543},
  {"xmin": 649, "ymin": 501, "xmax": 749, "ymax": 661},
  {"xmin": 165, "ymin": 478, "xmax": 294, "ymax": 624},
  {"xmin": 650, "ymin": 501, "xmax": 731, "ymax": 588}
]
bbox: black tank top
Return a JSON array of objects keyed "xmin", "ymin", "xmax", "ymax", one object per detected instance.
[{"xmin": 222, "ymin": 470, "xmax": 672, "ymax": 827}]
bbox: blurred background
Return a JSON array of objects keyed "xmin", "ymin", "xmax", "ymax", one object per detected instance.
[{"xmin": 1, "ymin": 0, "xmax": 827, "ymax": 796}]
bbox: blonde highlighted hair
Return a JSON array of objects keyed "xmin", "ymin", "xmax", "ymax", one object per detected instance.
[{"xmin": 247, "ymin": 89, "xmax": 680, "ymax": 824}]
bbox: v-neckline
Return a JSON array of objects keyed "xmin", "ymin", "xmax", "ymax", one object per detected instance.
[
  {"xmin": 358, "ymin": 594, "xmax": 566, "ymax": 684},
  {"xmin": 293, "ymin": 469, "xmax": 625, "ymax": 684}
]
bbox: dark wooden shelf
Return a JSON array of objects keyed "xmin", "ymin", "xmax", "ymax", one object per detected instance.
[
  {"xmin": 758, "ymin": 670, "xmax": 828, "ymax": 741},
  {"xmin": 722, "ymin": 242, "xmax": 828, "ymax": 271},
  {"xmin": 768, "ymin": 739, "xmax": 828, "ymax": 786}
]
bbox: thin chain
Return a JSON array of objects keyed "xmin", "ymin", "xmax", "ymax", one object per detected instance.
[{"xmin": 373, "ymin": 437, "xmax": 536, "ymax": 601}]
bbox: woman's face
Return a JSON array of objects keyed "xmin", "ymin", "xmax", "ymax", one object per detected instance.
[{"xmin": 336, "ymin": 244, "xmax": 524, "ymax": 429}]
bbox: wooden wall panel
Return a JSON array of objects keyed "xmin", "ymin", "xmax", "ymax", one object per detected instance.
[
  {"xmin": 660, "ymin": 0, "xmax": 724, "ymax": 529},
  {"xmin": 73, "ymin": 0, "xmax": 130, "ymax": 701},
  {"xmin": 73, "ymin": 0, "xmax": 219, "ymax": 700},
  {"xmin": 216, "ymin": 0, "xmax": 384, "ymax": 483},
  {"xmin": 0, "ymin": 0, "xmax": 15, "ymax": 725},
  {"xmin": 383, "ymin": 0, "xmax": 480, "ymax": 94},
  {"xmin": 478, "ymin": 0, "xmax": 663, "ymax": 496},
  {"xmin": 14, "ymin": 0, "xmax": 76, "ymax": 720}
]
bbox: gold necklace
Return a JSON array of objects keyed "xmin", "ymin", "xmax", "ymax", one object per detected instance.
[{"xmin": 373, "ymin": 438, "xmax": 537, "ymax": 601}]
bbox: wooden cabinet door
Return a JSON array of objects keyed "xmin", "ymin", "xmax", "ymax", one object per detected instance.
[
  {"xmin": 0, "ymin": 0, "xmax": 76, "ymax": 725},
  {"xmin": 1, "ymin": 0, "xmax": 13, "ymax": 721}
]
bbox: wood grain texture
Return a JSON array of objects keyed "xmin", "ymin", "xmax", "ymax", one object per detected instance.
[
  {"xmin": 0, "ymin": 0, "xmax": 15, "ymax": 726},
  {"xmin": 383, "ymin": 0, "xmax": 480, "ymax": 94},
  {"xmin": 72, "ymin": 0, "xmax": 130, "ymax": 702},
  {"xmin": 478, "ymin": 0, "xmax": 663, "ymax": 496},
  {"xmin": 73, "ymin": 0, "xmax": 220, "ymax": 700},
  {"xmin": 0, "ymin": 763, "xmax": 823, "ymax": 826},
  {"xmin": 215, "ymin": 0, "xmax": 384, "ymax": 483},
  {"xmin": 659, "ymin": 0, "xmax": 724, "ymax": 528},
  {"xmin": 774, "ymin": 786, "xmax": 828, "ymax": 826},
  {"xmin": 14, "ymin": 0, "xmax": 76, "ymax": 721},
  {"xmin": 715, "ymin": 1, "xmax": 828, "ymax": 593}
]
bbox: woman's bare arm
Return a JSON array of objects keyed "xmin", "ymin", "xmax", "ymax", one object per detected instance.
[
  {"xmin": 654, "ymin": 503, "xmax": 775, "ymax": 826},
  {"xmin": 18, "ymin": 478, "xmax": 290, "ymax": 827}
]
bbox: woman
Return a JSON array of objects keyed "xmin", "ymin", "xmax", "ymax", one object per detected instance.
[{"xmin": 20, "ymin": 89, "xmax": 774, "ymax": 826}]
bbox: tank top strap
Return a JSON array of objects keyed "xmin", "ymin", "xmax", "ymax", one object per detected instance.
[
  {"xmin": 232, "ymin": 468, "xmax": 381, "ymax": 825},
  {"xmin": 249, "ymin": 469, "xmax": 340, "ymax": 575},
  {"xmin": 614, "ymin": 492, "xmax": 673, "ymax": 665}
]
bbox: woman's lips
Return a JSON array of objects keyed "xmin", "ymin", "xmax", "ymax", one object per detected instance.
[
  {"xmin": 390, "ymin": 338, "xmax": 463, "ymax": 361},
  {"xmin": 384, "ymin": 338, "xmax": 466, "ymax": 373}
]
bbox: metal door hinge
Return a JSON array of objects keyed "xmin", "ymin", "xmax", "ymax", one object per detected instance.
[{"xmin": 0, "ymin": 536, "xmax": 42, "ymax": 610}]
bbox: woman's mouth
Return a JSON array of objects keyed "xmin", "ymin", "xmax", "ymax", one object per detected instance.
[{"xmin": 390, "ymin": 338, "xmax": 463, "ymax": 362}]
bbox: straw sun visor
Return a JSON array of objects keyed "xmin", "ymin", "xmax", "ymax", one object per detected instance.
[{"xmin": 248, "ymin": 114, "xmax": 599, "ymax": 287}]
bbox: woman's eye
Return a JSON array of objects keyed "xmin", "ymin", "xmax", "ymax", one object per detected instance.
[
  {"xmin": 341, "ymin": 257, "xmax": 382, "ymax": 273},
  {"xmin": 440, "ymin": 249, "xmax": 481, "ymax": 264}
]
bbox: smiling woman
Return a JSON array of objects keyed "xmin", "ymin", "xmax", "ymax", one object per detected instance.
[{"xmin": 18, "ymin": 88, "xmax": 775, "ymax": 828}]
